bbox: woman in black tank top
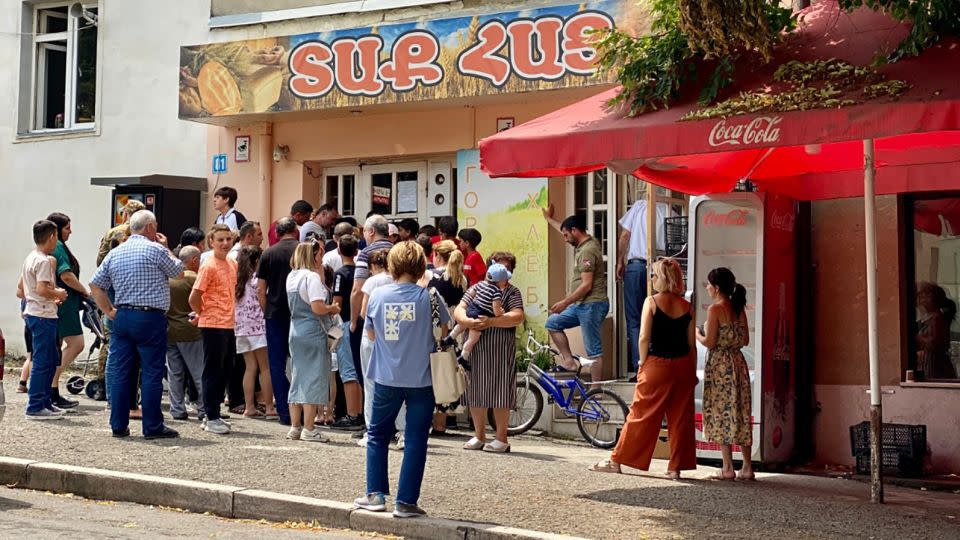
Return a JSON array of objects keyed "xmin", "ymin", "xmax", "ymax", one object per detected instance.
[{"xmin": 590, "ymin": 258, "xmax": 697, "ymax": 479}]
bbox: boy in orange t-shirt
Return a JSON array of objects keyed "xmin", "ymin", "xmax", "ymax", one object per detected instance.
[{"xmin": 189, "ymin": 224, "xmax": 238, "ymax": 434}]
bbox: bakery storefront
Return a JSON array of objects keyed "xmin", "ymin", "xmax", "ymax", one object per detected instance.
[{"xmin": 179, "ymin": 0, "xmax": 662, "ymax": 378}]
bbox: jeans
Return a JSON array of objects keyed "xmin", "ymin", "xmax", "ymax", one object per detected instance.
[
  {"xmin": 201, "ymin": 328, "xmax": 236, "ymax": 421},
  {"xmin": 337, "ymin": 321, "xmax": 358, "ymax": 383},
  {"xmin": 166, "ymin": 340, "xmax": 205, "ymax": 416},
  {"xmin": 623, "ymin": 259, "xmax": 648, "ymax": 371},
  {"xmin": 366, "ymin": 383, "xmax": 435, "ymax": 505},
  {"xmin": 25, "ymin": 316, "xmax": 58, "ymax": 414},
  {"xmin": 545, "ymin": 300, "xmax": 610, "ymax": 358},
  {"xmin": 108, "ymin": 309, "xmax": 167, "ymax": 435},
  {"xmin": 265, "ymin": 317, "xmax": 292, "ymax": 423}
]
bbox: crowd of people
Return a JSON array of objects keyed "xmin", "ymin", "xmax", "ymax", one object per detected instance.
[{"xmin": 15, "ymin": 185, "xmax": 761, "ymax": 516}]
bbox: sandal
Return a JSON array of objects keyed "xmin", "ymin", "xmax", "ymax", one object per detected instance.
[
  {"xmin": 229, "ymin": 405, "xmax": 246, "ymax": 415},
  {"xmin": 707, "ymin": 473, "xmax": 736, "ymax": 481},
  {"xmin": 243, "ymin": 409, "xmax": 264, "ymax": 418},
  {"xmin": 462, "ymin": 437, "xmax": 485, "ymax": 450},
  {"xmin": 736, "ymin": 472, "xmax": 757, "ymax": 482},
  {"xmin": 588, "ymin": 459, "xmax": 622, "ymax": 474},
  {"xmin": 664, "ymin": 471, "xmax": 681, "ymax": 481},
  {"xmin": 482, "ymin": 440, "xmax": 511, "ymax": 453}
]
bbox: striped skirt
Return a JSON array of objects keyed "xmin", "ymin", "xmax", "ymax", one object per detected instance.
[{"xmin": 461, "ymin": 326, "xmax": 516, "ymax": 409}]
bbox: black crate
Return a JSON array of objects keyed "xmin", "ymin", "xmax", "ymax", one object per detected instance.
[{"xmin": 849, "ymin": 421, "xmax": 926, "ymax": 477}]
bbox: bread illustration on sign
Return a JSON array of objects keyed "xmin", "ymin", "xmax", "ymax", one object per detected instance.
[{"xmin": 179, "ymin": 38, "xmax": 287, "ymax": 118}]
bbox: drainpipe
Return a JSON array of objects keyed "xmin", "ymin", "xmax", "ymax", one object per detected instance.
[{"xmin": 256, "ymin": 122, "xmax": 273, "ymax": 227}]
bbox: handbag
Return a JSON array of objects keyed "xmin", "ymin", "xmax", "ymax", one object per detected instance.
[{"xmin": 428, "ymin": 287, "xmax": 467, "ymax": 404}]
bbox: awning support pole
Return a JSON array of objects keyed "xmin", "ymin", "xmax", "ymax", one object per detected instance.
[
  {"xmin": 646, "ymin": 182, "xmax": 656, "ymax": 296},
  {"xmin": 863, "ymin": 138, "xmax": 884, "ymax": 504}
]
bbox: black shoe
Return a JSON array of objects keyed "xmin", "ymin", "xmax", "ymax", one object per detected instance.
[
  {"xmin": 351, "ymin": 429, "xmax": 367, "ymax": 439},
  {"xmin": 628, "ymin": 376, "xmax": 638, "ymax": 383},
  {"xmin": 53, "ymin": 395, "xmax": 79, "ymax": 409},
  {"xmin": 330, "ymin": 415, "xmax": 365, "ymax": 431},
  {"xmin": 171, "ymin": 413, "xmax": 189, "ymax": 421},
  {"xmin": 440, "ymin": 335, "xmax": 456, "ymax": 349},
  {"xmin": 457, "ymin": 356, "xmax": 472, "ymax": 372},
  {"xmin": 112, "ymin": 428, "xmax": 130, "ymax": 438},
  {"xmin": 144, "ymin": 427, "xmax": 180, "ymax": 440}
]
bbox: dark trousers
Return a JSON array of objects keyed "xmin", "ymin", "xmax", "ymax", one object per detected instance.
[
  {"xmin": 201, "ymin": 328, "xmax": 236, "ymax": 421},
  {"xmin": 349, "ymin": 325, "xmax": 364, "ymax": 387},
  {"xmin": 108, "ymin": 310, "xmax": 167, "ymax": 435},
  {"xmin": 265, "ymin": 317, "xmax": 292, "ymax": 423},
  {"xmin": 227, "ymin": 353, "xmax": 245, "ymax": 409}
]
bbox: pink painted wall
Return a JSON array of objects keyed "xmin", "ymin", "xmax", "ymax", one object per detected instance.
[{"xmin": 205, "ymin": 89, "xmax": 607, "ymax": 226}]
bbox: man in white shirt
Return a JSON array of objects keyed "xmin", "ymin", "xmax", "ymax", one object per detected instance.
[
  {"xmin": 228, "ymin": 220, "xmax": 263, "ymax": 262},
  {"xmin": 321, "ymin": 221, "xmax": 355, "ymax": 272},
  {"xmin": 299, "ymin": 203, "xmax": 338, "ymax": 242},
  {"xmin": 617, "ymin": 199, "xmax": 667, "ymax": 379},
  {"xmin": 213, "ymin": 187, "xmax": 246, "ymax": 232}
]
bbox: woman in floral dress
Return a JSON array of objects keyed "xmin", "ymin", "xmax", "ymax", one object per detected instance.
[{"xmin": 696, "ymin": 267, "xmax": 755, "ymax": 481}]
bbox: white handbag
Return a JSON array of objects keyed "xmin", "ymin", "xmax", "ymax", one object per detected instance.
[{"xmin": 428, "ymin": 288, "xmax": 467, "ymax": 404}]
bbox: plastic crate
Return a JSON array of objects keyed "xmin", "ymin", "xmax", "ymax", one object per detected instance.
[{"xmin": 849, "ymin": 421, "xmax": 926, "ymax": 477}]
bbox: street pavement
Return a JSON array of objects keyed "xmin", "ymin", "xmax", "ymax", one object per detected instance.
[
  {"xmin": 0, "ymin": 486, "xmax": 388, "ymax": 539},
  {"xmin": 1, "ymin": 388, "xmax": 958, "ymax": 539}
]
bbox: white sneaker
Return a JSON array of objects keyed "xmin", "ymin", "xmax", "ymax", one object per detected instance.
[
  {"xmin": 47, "ymin": 405, "xmax": 68, "ymax": 416},
  {"xmin": 26, "ymin": 409, "xmax": 65, "ymax": 420},
  {"xmin": 203, "ymin": 418, "xmax": 231, "ymax": 435},
  {"xmin": 186, "ymin": 402, "xmax": 199, "ymax": 414},
  {"xmin": 394, "ymin": 433, "xmax": 405, "ymax": 450},
  {"xmin": 300, "ymin": 428, "xmax": 329, "ymax": 443},
  {"xmin": 286, "ymin": 426, "xmax": 302, "ymax": 440},
  {"xmin": 356, "ymin": 434, "xmax": 368, "ymax": 447}
]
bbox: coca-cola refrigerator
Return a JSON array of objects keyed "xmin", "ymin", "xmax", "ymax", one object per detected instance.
[{"xmin": 686, "ymin": 192, "xmax": 798, "ymax": 465}]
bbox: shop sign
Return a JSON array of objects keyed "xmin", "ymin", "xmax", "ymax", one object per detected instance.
[
  {"xmin": 708, "ymin": 116, "xmax": 783, "ymax": 147},
  {"xmin": 179, "ymin": 1, "xmax": 630, "ymax": 119}
]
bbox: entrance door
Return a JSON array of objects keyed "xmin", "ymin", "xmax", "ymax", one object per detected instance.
[
  {"xmin": 360, "ymin": 162, "xmax": 428, "ymax": 223},
  {"xmin": 324, "ymin": 166, "xmax": 359, "ymax": 218}
]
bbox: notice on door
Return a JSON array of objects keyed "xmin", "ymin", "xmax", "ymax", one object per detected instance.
[
  {"xmin": 372, "ymin": 186, "xmax": 391, "ymax": 207},
  {"xmin": 397, "ymin": 180, "xmax": 418, "ymax": 214}
]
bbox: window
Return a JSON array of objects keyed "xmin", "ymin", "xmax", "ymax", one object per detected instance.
[
  {"xmin": 364, "ymin": 164, "xmax": 422, "ymax": 218},
  {"xmin": 324, "ymin": 167, "xmax": 357, "ymax": 217},
  {"xmin": 909, "ymin": 194, "xmax": 960, "ymax": 382},
  {"xmin": 573, "ymin": 169, "xmax": 615, "ymax": 302},
  {"xmin": 28, "ymin": 2, "xmax": 98, "ymax": 132}
]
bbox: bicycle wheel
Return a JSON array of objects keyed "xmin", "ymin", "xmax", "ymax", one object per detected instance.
[
  {"xmin": 488, "ymin": 380, "xmax": 544, "ymax": 436},
  {"xmin": 577, "ymin": 388, "xmax": 629, "ymax": 449}
]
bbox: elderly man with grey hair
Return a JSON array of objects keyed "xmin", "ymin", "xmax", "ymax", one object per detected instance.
[
  {"xmin": 165, "ymin": 246, "xmax": 205, "ymax": 421},
  {"xmin": 256, "ymin": 216, "xmax": 300, "ymax": 425},
  {"xmin": 90, "ymin": 210, "xmax": 184, "ymax": 440}
]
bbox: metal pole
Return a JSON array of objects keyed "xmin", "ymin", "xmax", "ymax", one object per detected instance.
[
  {"xmin": 863, "ymin": 138, "xmax": 884, "ymax": 504},
  {"xmin": 646, "ymin": 183, "xmax": 656, "ymax": 296}
]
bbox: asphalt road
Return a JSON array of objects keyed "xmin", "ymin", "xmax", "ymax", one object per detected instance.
[{"xmin": 0, "ymin": 486, "xmax": 388, "ymax": 540}]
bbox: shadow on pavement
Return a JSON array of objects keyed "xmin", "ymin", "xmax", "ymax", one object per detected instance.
[{"xmin": 0, "ymin": 495, "xmax": 32, "ymax": 511}]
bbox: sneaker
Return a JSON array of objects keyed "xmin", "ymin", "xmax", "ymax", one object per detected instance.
[
  {"xmin": 203, "ymin": 418, "xmax": 231, "ymax": 435},
  {"xmin": 351, "ymin": 429, "xmax": 367, "ymax": 439},
  {"xmin": 171, "ymin": 413, "xmax": 189, "ymax": 421},
  {"xmin": 330, "ymin": 415, "xmax": 365, "ymax": 431},
  {"xmin": 354, "ymin": 493, "xmax": 387, "ymax": 512},
  {"xmin": 286, "ymin": 426, "xmax": 302, "ymax": 440},
  {"xmin": 53, "ymin": 395, "xmax": 79, "ymax": 409},
  {"xmin": 26, "ymin": 409, "xmax": 65, "ymax": 420},
  {"xmin": 356, "ymin": 434, "xmax": 368, "ymax": 447},
  {"xmin": 186, "ymin": 402, "xmax": 199, "ymax": 415},
  {"xmin": 393, "ymin": 502, "xmax": 427, "ymax": 518},
  {"xmin": 394, "ymin": 433, "xmax": 405, "ymax": 450},
  {"xmin": 300, "ymin": 428, "xmax": 329, "ymax": 443}
]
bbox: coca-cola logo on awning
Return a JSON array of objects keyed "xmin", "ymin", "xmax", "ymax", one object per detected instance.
[
  {"xmin": 708, "ymin": 116, "xmax": 783, "ymax": 147},
  {"xmin": 703, "ymin": 209, "xmax": 750, "ymax": 227}
]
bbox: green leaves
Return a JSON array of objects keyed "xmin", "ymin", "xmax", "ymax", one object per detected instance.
[{"xmin": 837, "ymin": 0, "xmax": 960, "ymax": 61}]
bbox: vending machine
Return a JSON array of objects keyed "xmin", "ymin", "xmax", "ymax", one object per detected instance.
[
  {"xmin": 92, "ymin": 175, "xmax": 205, "ymax": 247},
  {"xmin": 686, "ymin": 192, "xmax": 798, "ymax": 465}
]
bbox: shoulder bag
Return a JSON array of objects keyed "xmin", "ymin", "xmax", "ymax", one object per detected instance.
[
  {"xmin": 428, "ymin": 287, "xmax": 467, "ymax": 405},
  {"xmin": 298, "ymin": 274, "xmax": 343, "ymax": 353}
]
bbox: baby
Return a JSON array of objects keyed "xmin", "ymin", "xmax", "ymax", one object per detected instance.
[{"xmin": 444, "ymin": 263, "xmax": 512, "ymax": 364}]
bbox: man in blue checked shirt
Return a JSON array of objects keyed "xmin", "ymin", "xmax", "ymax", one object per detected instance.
[{"xmin": 90, "ymin": 210, "xmax": 184, "ymax": 440}]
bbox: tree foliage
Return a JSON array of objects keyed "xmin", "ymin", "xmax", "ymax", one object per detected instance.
[{"xmin": 596, "ymin": 0, "xmax": 958, "ymax": 116}]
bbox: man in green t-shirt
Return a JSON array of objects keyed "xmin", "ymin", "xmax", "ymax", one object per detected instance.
[{"xmin": 542, "ymin": 207, "xmax": 609, "ymax": 382}]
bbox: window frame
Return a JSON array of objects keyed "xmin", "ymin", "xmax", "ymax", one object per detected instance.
[
  {"xmin": 23, "ymin": 1, "xmax": 99, "ymax": 136},
  {"xmin": 906, "ymin": 191, "xmax": 960, "ymax": 384}
]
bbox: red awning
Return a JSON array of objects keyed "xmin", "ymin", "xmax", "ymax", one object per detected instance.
[{"xmin": 479, "ymin": 1, "xmax": 960, "ymax": 200}]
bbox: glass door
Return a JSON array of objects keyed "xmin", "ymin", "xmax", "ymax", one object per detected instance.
[
  {"xmin": 323, "ymin": 166, "xmax": 359, "ymax": 218},
  {"xmin": 361, "ymin": 162, "xmax": 428, "ymax": 223}
]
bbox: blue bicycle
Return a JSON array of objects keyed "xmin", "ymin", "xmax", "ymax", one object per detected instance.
[{"xmin": 490, "ymin": 330, "xmax": 629, "ymax": 449}]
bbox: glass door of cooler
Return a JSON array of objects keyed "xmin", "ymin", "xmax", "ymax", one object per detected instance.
[{"xmin": 688, "ymin": 193, "xmax": 765, "ymax": 461}]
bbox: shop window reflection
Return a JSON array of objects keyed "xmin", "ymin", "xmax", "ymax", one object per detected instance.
[{"xmin": 911, "ymin": 196, "xmax": 960, "ymax": 381}]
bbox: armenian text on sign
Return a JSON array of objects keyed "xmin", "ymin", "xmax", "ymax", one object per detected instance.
[{"xmin": 179, "ymin": 1, "xmax": 631, "ymax": 118}]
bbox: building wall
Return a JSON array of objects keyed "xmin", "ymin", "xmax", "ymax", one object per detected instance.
[
  {"xmin": 0, "ymin": 0, "xmax": 209, "ymax": 353},
  {"xmin": 810, "ymin": 196, "xmax": 960, "ymax": 472}
]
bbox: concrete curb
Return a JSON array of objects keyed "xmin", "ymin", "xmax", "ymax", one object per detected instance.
[{"xmin": 0, "ymin": 457, "xmax": 590, "ymax": 540}]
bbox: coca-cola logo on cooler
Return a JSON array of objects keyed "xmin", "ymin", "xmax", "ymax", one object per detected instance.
[
  {"xmin": 708, "ymin": 115, "xmax": 783, "ymax": 147},
  {"xmin": 770, "ymin": 209, "xmax": 796, "ymax": 232},
  {"xmin": 702, "ymin": 209, "xmax": 750, "ymax": 227}
]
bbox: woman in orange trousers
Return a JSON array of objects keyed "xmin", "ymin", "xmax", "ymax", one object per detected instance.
[{"xmin": 590, "ymin": 258, "xmax": 697, "ymax": 479}]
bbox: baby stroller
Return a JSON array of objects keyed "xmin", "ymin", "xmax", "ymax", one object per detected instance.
[{"xmin": 65, "ymin": 297, "xmax": 107, "ymax": 399}]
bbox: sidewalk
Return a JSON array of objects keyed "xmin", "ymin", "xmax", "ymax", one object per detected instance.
[{"xmin": 1, "ymin": 389, "xmax": 957, "ymax": 539}]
